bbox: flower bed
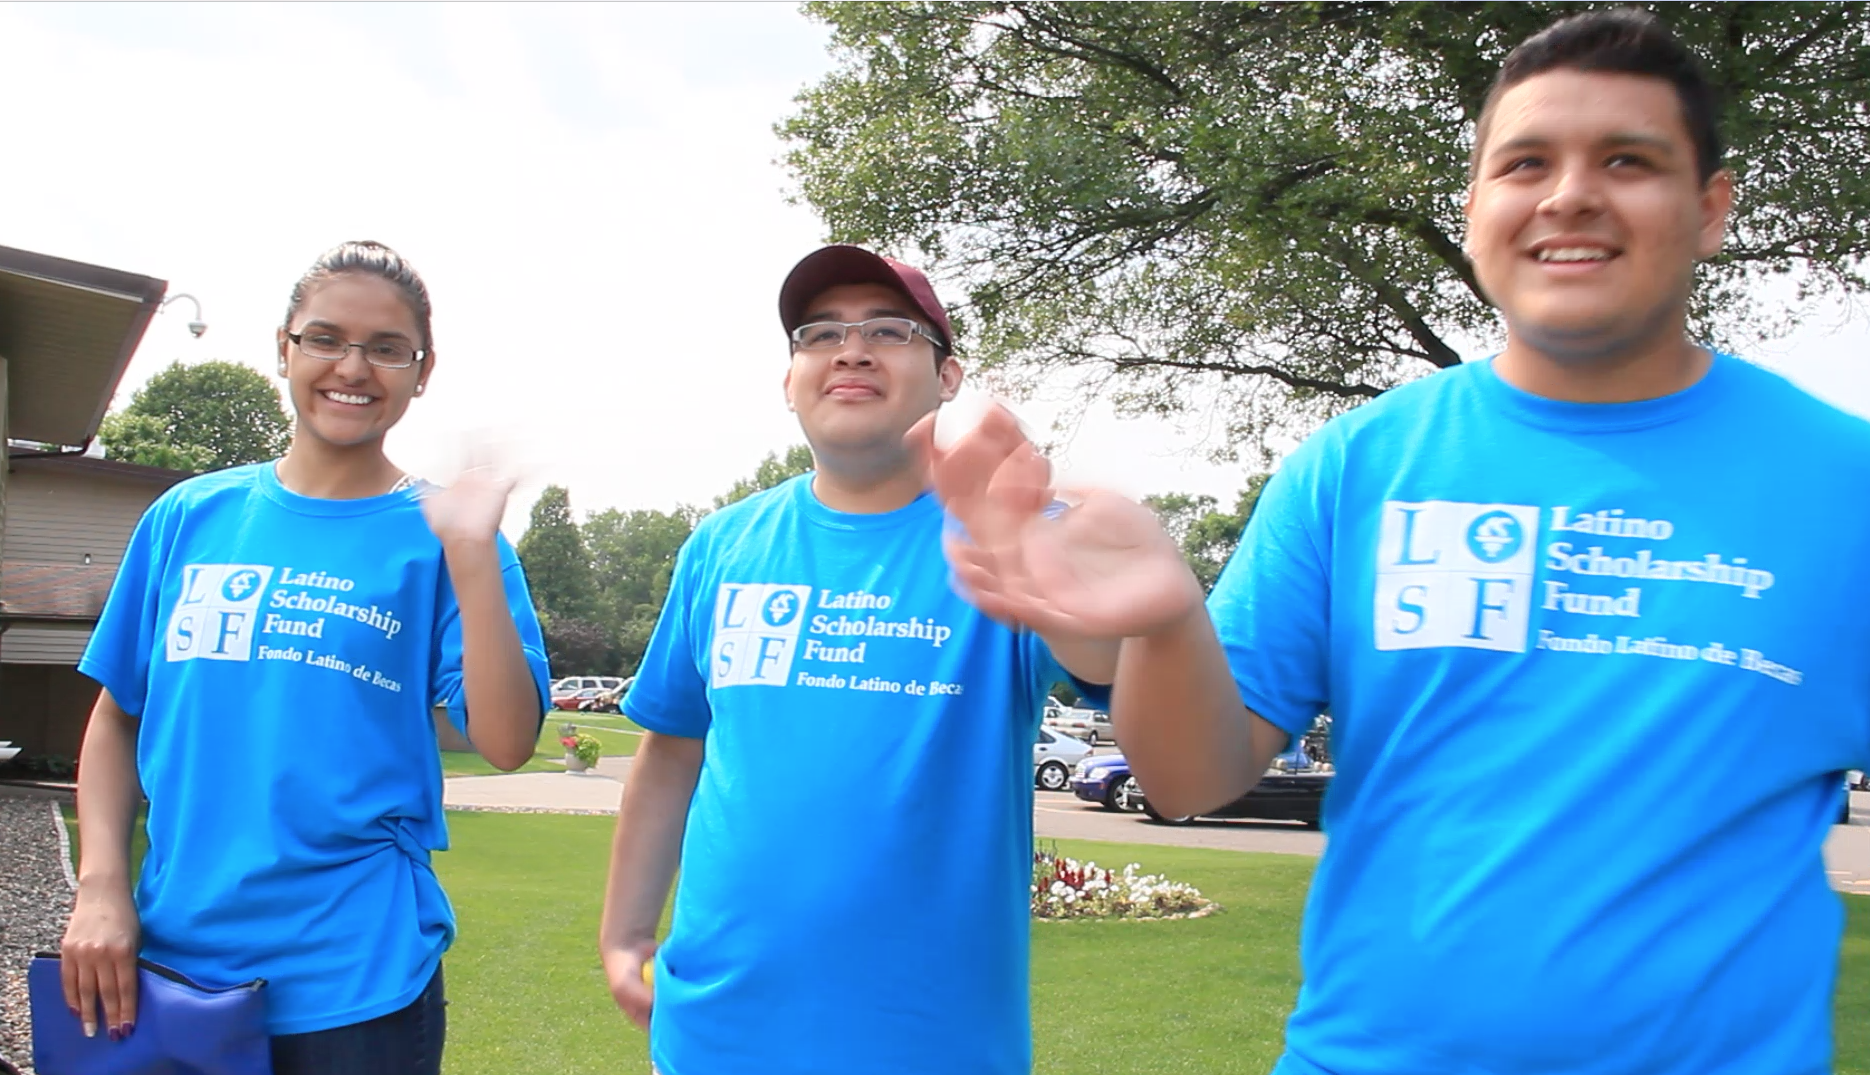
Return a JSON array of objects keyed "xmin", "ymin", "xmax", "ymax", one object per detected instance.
[{"xmin": 1031, "ymin": 846, "xmax": 1218, "ymax": 921}]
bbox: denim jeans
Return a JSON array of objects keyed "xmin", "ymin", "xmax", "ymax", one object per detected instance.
[{"xmin": 270, "ymin": 965, "xmax": 446, "ymax": 1075}]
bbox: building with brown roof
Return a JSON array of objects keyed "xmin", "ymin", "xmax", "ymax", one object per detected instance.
[
  {"xmin": 2, "ymin": 450, "xmax": 189, "ymax": 757},
  {"xmin": 0, "ymin": 244, "xmax": 170, "ymax": 762}
]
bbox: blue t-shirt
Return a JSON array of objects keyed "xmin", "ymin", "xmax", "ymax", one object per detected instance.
[
  {"xmin": 1211, "ymin": 354, "xmax": 1870, "ymax": 1075},
  {"xmin": 629, "ymin": 475, "xmax": 1077, "ymax": 1075},
  {"xmin": 78, "ymin": 462, "xmax": 551, "ymax": 1035}
]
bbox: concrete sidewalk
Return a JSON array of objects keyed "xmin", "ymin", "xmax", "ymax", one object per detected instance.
[{"xmin": 443, "ymin": 755, "xmax": 632, "ymax": 813}]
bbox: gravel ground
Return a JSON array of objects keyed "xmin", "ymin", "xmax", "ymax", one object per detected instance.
[{"xmin": 0, "ymin": 792, "xmax": 74, "ymax": 1075}]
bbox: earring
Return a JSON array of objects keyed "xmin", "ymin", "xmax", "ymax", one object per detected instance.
[
  {"xmin": 278, "ymin": 361, "xmax": 288, "ymax": 376},
  {"xmin": 414, "ymin": 384, "xmax": 425, "ymax": 396}
]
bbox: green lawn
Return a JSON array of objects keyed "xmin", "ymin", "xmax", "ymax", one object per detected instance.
[
  {"xmin": 56, "ymin": 809, "xmax": 1870, "ymax": 1074},
  {"xmin": 440, "ymin": 715, "xmax": 644, "ymax": 777},
  {"xmin": 431, "ymin": 817, "xmax": 1870, "ymax": 1075}
]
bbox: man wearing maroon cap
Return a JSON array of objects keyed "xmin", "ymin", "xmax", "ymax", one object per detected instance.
[{"xmin": 597, "ymin": 245, "xmax": 1117, "ymax": 1075}]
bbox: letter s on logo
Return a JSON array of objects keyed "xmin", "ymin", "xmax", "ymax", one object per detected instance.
[{"xmin": 1394, "ymin": 585, "xmax": 1427, "ymax": 634}]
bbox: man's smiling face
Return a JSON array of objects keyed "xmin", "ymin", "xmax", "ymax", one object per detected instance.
[
  {"xmin": 784, "ymin": 282, "xmax": 959, "ymax": 461},
  {"xmin": 1465, "ymin": 68, "xmax": 1731, "ymax": 363}
]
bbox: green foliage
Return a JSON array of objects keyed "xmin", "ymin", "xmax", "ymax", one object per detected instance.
[
  {"xmin": 517, "ymin": 485, "xmax": 596, "ymax": 625},
  {"xmin": 783, "ymin": 2, "xmax": 1870, "ymax": 444},
  {"xmin": 714, "ymin": 444, "xmax": 816, "ymax": 508},
  {"xmin": 95, "ymin": 414, "xmax": 215, "ymax": 471},
  {"xmin": 559, "ymin": 728, "xmax": 603, "ymax": 767},
  {"xmin": 584, "ymin": 505, "xmax": 700, "ymax": 672},
  {"xmin": 541, "ymin": 616, "xmax": 620, "ymax": 678},
  {"xmin": 97, "ymin": 360, "xmax": 290, "ymax": 471},
  {"xmin": 1146, "ymin": 475, "xmax": 1268, "ymax": 592},
  {"xmin": 515, "ymin": 447, "xmax": 810, "ymax": 679}
]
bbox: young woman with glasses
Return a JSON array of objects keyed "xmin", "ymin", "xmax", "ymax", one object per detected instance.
[{"xmin": 60, "ymin": 241, "xmax": 552, "ymax": 1075}]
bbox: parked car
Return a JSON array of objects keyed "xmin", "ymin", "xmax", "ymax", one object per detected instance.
[
  {"xmin": 1144, "ymin": 767, "xmax": 1331, "ymax": 828},
  {"xmin": 551, "ymin": 676, "xmax": 627, "ymax": 708},
  {"xmin": 1072, "ymin": 752, "xmax": 1330, "ymax": 828},
  {"xmin": 553, "ymin": 687, "xmax": 608, "ymax": 712},
  {"xmin": 1842, "ymin": 775, "xmax": 1856, "ymax": 826},
  {"xmin": 1044, "ymin": 702, "xmax": 1113, "ymax": 744},
  {"xmin": 583, "ymin": 677, "xmax": 633, "ymax": 714},
  {"xmin": 1070, "ymin": 755, "xmax": 1147, "ymax": 812},
  {"xmin": 1034, "ymin": 727, "xmax": 1093, "ymax": 791},
  {"xmin": 553, "ymin": 675, "xmax": 626, "ymax": 696}
]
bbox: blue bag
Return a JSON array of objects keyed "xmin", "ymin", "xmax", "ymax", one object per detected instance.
[{"xmin": 27, "ymin": 954, "xmax": 270, "ymax": 1075}]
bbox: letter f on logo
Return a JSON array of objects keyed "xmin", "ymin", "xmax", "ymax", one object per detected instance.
[{"xmin": 1467, "ymin": 578, "xmax": 1514, "ymax": 640}]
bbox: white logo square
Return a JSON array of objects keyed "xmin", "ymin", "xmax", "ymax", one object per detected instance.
[
  {"xmin": 1374, "ymin": 501, "xmax": 1538, "ymax": 653},
  {"xmin": 165, "ymin": 564, "xmax": 275, "ymax": 663},
  {"xmin": 710, "ymin": 583, "xmax": 812, "ymax": 688}
]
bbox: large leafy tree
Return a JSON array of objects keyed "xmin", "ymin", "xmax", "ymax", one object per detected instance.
[
  {"xmin": 542, "ymin": 617, "xmax": 622, "ymax": 680},
  {"xmin": 516, "ymin": 485, "xmax": 595, "ymax": 625},
  {"xmin": 514, "ymin": 448, "xmax": 819, "ymax": 677},
  {"xmin": 1145, "ymin": 474, "xmax": 1268, "ymax": 592},
  {"xmin": 783, "ymin": 2, "xmax": 1870, "ymax": 444},
  {"xmin": 584, "ymin": 506, "xmax": 700, "ymax": 671},
  {"xmin": 714, "ymin": 445, "xmax": 816, "ymax": 508},
  {"xmin": 98, "ymin": 360, "xmax": 291, "ymax": 471}
]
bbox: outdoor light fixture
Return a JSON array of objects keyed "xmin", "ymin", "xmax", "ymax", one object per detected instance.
[{"xmin": 160, "ymin": 292, "xmax": 207, "ymax": 338}]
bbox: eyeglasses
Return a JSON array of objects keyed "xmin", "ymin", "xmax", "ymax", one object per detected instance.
[
  {"xmin": 789, "ymin": 317, "xmax": 942, "ymax": 351},
  {"xmin": 287, "ymin": 331, "xmax": 427, "ymax": 370}
]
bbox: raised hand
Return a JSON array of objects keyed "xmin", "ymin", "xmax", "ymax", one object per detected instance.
[
  {"xmin": 418, "ymin": 460, "xmax": 516, "ymax": 550},
  {"xmin": 908, "ymin": 405, "xmax": 1203, "ymax": 640}
]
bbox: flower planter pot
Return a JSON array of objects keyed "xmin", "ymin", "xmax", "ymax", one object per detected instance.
[{"xmin": 565, "ymin": 753, "xmax": 590, "ymax": 773}]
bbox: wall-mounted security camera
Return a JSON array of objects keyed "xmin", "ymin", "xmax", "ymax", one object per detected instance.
[{"xmin": 162, "ymin": 293, "xmax": 208, "ymax": 341}]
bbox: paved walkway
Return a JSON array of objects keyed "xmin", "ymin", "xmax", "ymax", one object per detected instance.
[
  {"xmin": 1828, "ymin": 791, "xmax": 1870, "ymax": 896},
  {"xmin": 444, "ymin": 755, "xmax": 632, "ymax": 813},
  {"xmin": 446, "ymin": 768, "xmax": 1870, "ymax": 894}
]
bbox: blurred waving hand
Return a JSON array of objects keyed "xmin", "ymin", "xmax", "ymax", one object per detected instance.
[{"xmin": 908, "ymin": 405, "xmax": 1202, "ymax": 640}]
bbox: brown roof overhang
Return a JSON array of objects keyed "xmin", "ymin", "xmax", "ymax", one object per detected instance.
[{"xmin": 0, "ymin": 244, "xmax": 168, "ymax": 447}]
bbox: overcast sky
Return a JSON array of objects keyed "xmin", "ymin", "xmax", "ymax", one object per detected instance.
[{"xmin": 4, "ymin": 2, "xmax": 1865, "ymax": 535}]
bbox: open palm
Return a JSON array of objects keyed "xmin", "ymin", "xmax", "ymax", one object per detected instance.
[
  {"xmin": 419, "ymin": 464, "xmax": 515, "ymax": 548},
  {"xmin": 913, "ymin": 405, "xmax": 1202, "ymax": 639}
]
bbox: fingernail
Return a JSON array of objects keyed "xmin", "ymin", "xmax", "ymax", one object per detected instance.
[
  {"xmin": 108, "ymin": 1027, "xmax": 122, "ymax": 1043},
  {"xmin": 84, "ymin": 1020, "xmax": 96, "ymax": 1038},
  {"xmin": 119, "ymin": 1023, "xmax": 134, "ymax": 1039}
]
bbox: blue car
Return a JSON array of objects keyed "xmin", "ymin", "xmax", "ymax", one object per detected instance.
[{"xmin": 1070, "ymin": 754, "xmax": 1146, "ymax": 812}]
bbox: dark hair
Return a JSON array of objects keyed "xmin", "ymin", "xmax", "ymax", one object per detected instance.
[
  {"xmin": 1474, "ymin": 9, "xmax": 1724, "ymax": 184},
  {"xmin": 282, "ymin": 240, "xmax": 435, "ymax": 351}
]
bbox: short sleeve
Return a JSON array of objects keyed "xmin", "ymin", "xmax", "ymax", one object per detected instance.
[
  {"xmin": 78, "ymin": 493, "xmax": 179, "ymax": 717},
  {"xmin": 432, "ymin": 534, "xmax": 553, "ymax": 736},
  {"xmin": 1206, "ymin": 431, "xmax": 1338, "ymax": 737},
  {"xmin": 622, "ymin": 533, "xmax": 712, "ymax": 739}
]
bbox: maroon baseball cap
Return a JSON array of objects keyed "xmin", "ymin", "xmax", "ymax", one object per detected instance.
[{"xmin": 778, "ymin": 245, "xmax": 953, "ymax": 350}]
